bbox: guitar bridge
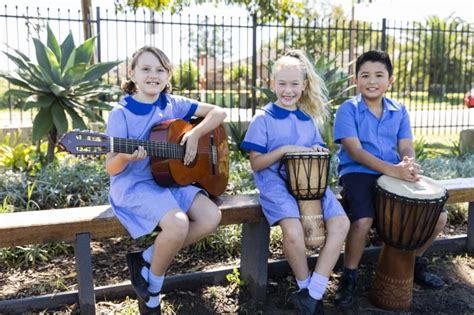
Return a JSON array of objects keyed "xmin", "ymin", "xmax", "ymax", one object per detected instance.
[{"xmin": 210, "ymin": 135, "xmax": 217, "ymax": 175}]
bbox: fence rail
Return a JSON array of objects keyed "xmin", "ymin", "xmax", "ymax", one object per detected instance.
[{"xmin": 0, "ymin": 5, "xmax": 473, "ymax": 134}]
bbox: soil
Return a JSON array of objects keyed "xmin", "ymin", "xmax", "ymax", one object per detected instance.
[{"xmin": 0, "ymin": 223, "xmax": 473, "ymax": 315}]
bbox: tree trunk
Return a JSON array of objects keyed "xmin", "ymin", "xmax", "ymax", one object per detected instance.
[{"xmin": 46, "ymin": 126, "xmax": 58, "ymax": 164}]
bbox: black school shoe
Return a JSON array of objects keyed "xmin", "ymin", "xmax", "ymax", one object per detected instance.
[
  {"xmin": 290, "ymin": 288, "xmax": 324, "ymax": 315},
  {"xmin": 126, "ymin": 251, "xmax": 151, "ymax": 301},
  {"xmin": 334, "ymin": 274, "xmax": 357, "ymax": 306},
  {"xmin": 138, "ymin": 292, "xmax": 161, "ymax": 315},
  {"xmin": 414, "ymin": 260, "xmax": 445, "ymax": 289}
]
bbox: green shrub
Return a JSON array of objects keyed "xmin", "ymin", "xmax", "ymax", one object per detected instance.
[
  {"xmin": 227, "ymin": 150, "xmax": 257, "ymax": 195},
  {"xmin": 33, "ymin": 157, "xmax": 109, "ymax": 209},
  {"xmin": 420, "ymin": 154, "xmax": 474, "ymax": 179},
  {"xmin": 446, "ymin": 203, "xmax": 467, "ymax": 226}
]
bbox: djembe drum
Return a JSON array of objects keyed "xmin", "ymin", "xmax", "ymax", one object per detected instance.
[
  {"xmin": 279, "ymin": 152, "xmax": 330, "ymax": 248},
  {"xmin": 370, "ymin": 175, "xmax": 448, "ymax": 310}
]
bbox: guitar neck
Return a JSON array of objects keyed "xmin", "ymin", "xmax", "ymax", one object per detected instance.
[{"xmin": 111, "ymin": 137, "xmax": 185, "ymax": 159}]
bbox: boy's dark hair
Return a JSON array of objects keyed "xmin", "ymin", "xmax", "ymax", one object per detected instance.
[{"xmin": 355, "ymin": 50, "xmax": 393, "ymax": 77}]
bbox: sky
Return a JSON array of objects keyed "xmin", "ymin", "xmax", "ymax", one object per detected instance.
[{"xmin": 1, "ymin": 0, "xmax": 473, "ymax": 23}]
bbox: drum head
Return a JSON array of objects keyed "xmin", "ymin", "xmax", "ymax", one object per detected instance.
[
  {"xmin": 284, "ymin": 151, "xmax": 329, "ymax": 158},
  {"xmin": 376, "ymin": 175, "xmax": 446, "ymax": 200}
]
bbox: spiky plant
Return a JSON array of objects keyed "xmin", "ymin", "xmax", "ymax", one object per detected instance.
[{"xmin": 1, "ymin": 25, "xmax": 121, "ymax": 162}]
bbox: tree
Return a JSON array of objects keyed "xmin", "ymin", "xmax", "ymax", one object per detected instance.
[
  {"xmin": 114, "ymin": 0, "xmax": 306, "ymax": 22},
  {"xmin": 1, "ymin": 26, "xmax": 121, "ymax": 162},
  {"xmin": 395, "ymin": 16, "xmax": 471, "ymax": 98}
]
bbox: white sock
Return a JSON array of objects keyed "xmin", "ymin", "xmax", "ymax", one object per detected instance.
[
  {"xmin": 146, "ymin": 270, "xmax": 164, "ymax": 307},
  {"xmin": 308, "ymin": 272, "xmax": 329, "ymax": 300},
  {"xmin": 140, "ymin": 246, "xmax": 153, "ymax": 282},
  {"xmin": 296, "ymin": 275, "xmax": 311, "ymax": 290},
  {"xmin": 142, "ymin": 245, "xmax": 154, "ymax": 263}
]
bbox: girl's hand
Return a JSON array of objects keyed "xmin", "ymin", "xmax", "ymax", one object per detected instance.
[
  {"xmin": 282, "ymin": 145, "xmax": 312, "ymax": 154},
  {"xmin": 128, "ymin": 146, "xmax": 147, "ymax": 161},
  {"xmin": 311, "ymin": 145, "xmax": 329, "ymax": 152},
  {"xmin": 180, "ymin": 130, "xmax": 199, "ymax": 166}
]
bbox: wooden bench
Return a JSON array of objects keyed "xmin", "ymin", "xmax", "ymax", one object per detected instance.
[{"xmin": 1, "ymin": 178, "xmax": 473, "ymax": 314}]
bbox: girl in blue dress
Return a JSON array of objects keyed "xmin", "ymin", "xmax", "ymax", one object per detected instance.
[
  {"xmin": 241, "ymin": 50, "xmax": 350, "ymax": 315},
  {"xmin": 106, "ymin": 46, "xmax": 226, "ymax": 314}
]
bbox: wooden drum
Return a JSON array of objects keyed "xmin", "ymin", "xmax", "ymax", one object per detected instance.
[
  {"xmin": 279, "ymin": 152, "xmax": 330, "ymax": 248},
  {"xmin": 370, "ymin": 175, "xmax": 448, "ymax": 310}
]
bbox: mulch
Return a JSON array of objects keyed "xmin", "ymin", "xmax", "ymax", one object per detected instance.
[{"xmin": 0, "ymin": 223, "xmax": 473, "ymax": 314}]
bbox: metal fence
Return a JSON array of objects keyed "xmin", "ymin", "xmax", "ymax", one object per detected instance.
[{"xmin": 0, "ymin": 5, "xmax": 473, "ymax": 134}]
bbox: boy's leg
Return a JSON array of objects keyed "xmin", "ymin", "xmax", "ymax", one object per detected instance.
[
  {"xmin": 343, "ymin": 218, "xmax": 374, "ymax": 268},
  {"xmin": 335, "ymin": 173, "xmax": 378, "ymax": 306},
  {"xmin": 414, "ymin": 211, "xmax": 447, "ymax": 288}
]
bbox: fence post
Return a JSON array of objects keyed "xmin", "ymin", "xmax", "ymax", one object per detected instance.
[
  {"xmin": 468, "ymin": 202, "xmax": 474, "ymax": 253},
  {"xmin": 381, "ymin": 18, "xmax": 387, "ymax": 51},
  {"xmin": 251, "ymin": 14, "xmax": 257, "ymax": 116},
  {"xmin": 96, "ymin": 7, "xmax": 101, "ymax": 63}
]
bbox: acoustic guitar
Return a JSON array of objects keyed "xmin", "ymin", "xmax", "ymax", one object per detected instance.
[{"xmin": 58, "ymin": 119, "xmax": 229, "ymax": 196}]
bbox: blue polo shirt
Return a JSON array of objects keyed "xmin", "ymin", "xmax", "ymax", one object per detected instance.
[{"xmin": 333, "ymin": 94, "xmax": 412, "ymax": 176}]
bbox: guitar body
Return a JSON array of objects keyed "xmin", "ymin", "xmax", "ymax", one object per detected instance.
[{"xmin": 149, "ymin": 119, "xmax": 229, "ymax": 196}]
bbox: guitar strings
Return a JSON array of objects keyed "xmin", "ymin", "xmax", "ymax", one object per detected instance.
[{"xmin": 114, "ymin": 139, "xmax": 213, "ymax": 154}]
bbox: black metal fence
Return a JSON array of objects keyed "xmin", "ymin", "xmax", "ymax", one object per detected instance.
[{"xmin": 0, "ymin": 5, "xmax": 473, "ymax": 134}]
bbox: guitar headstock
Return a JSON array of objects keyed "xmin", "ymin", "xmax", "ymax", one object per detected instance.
[{"xmin": 58, "ymin": 130, "xmax": 111, "ymax": 155}]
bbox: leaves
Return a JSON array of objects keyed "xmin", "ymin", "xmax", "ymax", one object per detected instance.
[
  {"xmin": 46, "ymin": 25, "xmax": 61, "ymax": 63},
  {"xmin": 75, "ymin": 37, "xmax": 96, "ymax": 65},
  {"xmin": 60, "ymin": 33, "xmax": 76, "ymax": 70},
  {"xmin": 2, "ymin": 25, "xmax": 122, "ymax": 161},
  {"xmin": 51, "ymin": 102, "xmax": 68, "ymax": 136},
  {"xmin": 83, "ymin": 61, "xmax": 121, "ymax": 82},
  {"xmin": 32, "ymin": 108, "xmax": 54, "ymax": 142}
]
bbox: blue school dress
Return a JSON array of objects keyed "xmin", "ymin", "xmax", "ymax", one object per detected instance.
[
  {"xmin": 241, "ymin": 103, "xmax": 345, "ymax": 226},
  {"xmin": 106, "ymin": 93, "xmax": 204, "ymax": 239}
]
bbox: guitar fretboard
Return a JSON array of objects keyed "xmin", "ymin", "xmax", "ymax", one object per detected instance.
[{"xmin": 111, "ymin": 137, "xmax": 185, "ymax": 159}]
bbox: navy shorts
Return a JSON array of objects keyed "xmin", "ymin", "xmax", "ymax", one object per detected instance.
[{"xmin": 340, "ymin": 173, "xmax": 380, "ymax": 222}]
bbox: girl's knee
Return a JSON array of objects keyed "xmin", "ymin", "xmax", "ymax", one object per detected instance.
[
  {"xmin": 282, "ymin": 226, "xmax": 304, "ymax": 245},
  {"xmin": 326, "ymin": 215, "xmax": 350, "ymax": 239},
  {"xmin": 161, "ymin": 209, "xmax": 189, "ymax": 238},
  {"xmin": 202, "ymin": 205, "xmax": 221, "ymax": 232}
]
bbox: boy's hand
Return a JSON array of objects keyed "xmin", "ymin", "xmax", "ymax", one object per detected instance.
[
  {"xmin": 393, "ymin": 156, "xmax": 422, "ymax": 182},
  {"xmin": 311, "ymin": 145, "xmax": 329, "ymax": 153}
]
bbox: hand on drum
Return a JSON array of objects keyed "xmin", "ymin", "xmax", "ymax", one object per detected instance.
[
  {"xmin": 395, "ymin": 156, "xmax": 422, "ymax": 182},
  {"xmin": 311, "ymin": 145, "xmax": 329, "ymax": 152},
  {"xmin": 283, "ymin": 145, "xmax": 313, "ymax": 154}
]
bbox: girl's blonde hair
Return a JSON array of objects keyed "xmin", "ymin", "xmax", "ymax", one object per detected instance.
[
  {"xmin": 121, "ymin": 46, "xmax": 173, "ymax": 94},
  {"xmin": 272, "ymin": 49, "xmax": 329, "ymax": 128}
]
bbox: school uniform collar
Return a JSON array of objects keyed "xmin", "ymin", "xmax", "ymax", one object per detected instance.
[
  {"xmin": 262, "ymin": 103, "xmax": 311, "ymax": 121},
  {"xmin": 356, "ymin": 94, "xmax": 400, "ymax": 113},
  {"xmin": 120, "ymin": 93, "xmax": 168, "ymax": 115}
]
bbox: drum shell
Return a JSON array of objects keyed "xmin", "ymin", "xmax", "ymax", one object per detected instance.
[
  {"xmin": 279, "ymin": 153, "xmax": 330, "ymax": 200},
  {"xmin": 374, "ymin": 185, "xmax": 448, "ymax": 251}
]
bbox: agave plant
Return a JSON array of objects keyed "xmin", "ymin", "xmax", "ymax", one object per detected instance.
[
  {"xmin": 257, "ymin": 54, "xmax": 354, "ymax": 150},
  {"xmin": 0, "ymin": 25, "xmax": 121, "ymax": 162}
]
